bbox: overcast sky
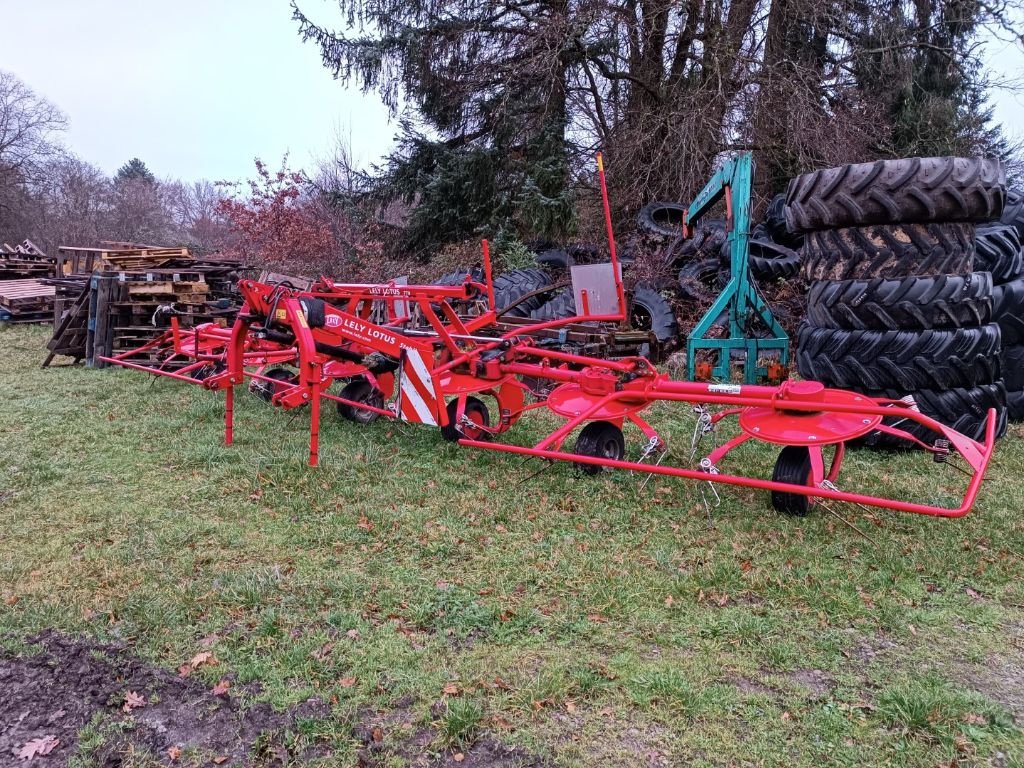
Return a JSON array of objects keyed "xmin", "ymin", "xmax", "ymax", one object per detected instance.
[
  {"xmin": 0, "ymin": 0, "xmax": 398, "ymax": 182},
  {"xmin": 2, "ymin": 1, "xmax": 1023, "ymax": 185}
]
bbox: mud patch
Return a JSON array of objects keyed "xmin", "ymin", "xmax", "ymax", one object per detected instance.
[
  {"xmin": 0, "ymin": 630, "xmax": 327, "ymax": 766},
  {"xmin": 780, "ymin": 669, "xmax": 835, "ymax": 701},
  {"xmin": 354, "ymin": 698, "xmax": 547, "ymax": 767},
  {"xmin": 948, "ymin": 624, "xmax": 1024, "ymax": 723},
  {"xmin": 727, "ymin": 675, "xmax": 776, "ymax": 697}
]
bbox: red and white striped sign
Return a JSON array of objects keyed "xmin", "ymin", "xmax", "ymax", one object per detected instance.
[{"xmin": 397, "ymin": 346, "xmax": 439, "ymax": 425}]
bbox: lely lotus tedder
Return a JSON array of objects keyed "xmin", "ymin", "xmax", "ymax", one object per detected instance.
[{"xmin": 103, "ymin": 156, "xmax": 998, "ymax": 520}]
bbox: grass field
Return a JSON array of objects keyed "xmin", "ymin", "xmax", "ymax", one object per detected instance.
[{"xmin": 1, "ymin": 324, "xmax": 1022, "ymax": 767}]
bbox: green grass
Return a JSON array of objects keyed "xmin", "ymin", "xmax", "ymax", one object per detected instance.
[{"xmin": 2, "ymin": 324, "xmax": 1023, "ymax": 766}]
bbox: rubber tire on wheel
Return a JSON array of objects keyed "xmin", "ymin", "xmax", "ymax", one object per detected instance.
[
  {"xmin": 637, "ymin": 202, "xmax": 687, "ymax": 238},
  {"xmin": 974, "ymin": 224, "xmax": 1024, "ymax": 284},
  {"xmin": 801, "ymin": 223, "xmax": 975, "ymax": 281},
  {"xmin": 530, "ymin": 289, "xmax": 576, "ymax": 321},
  {"xmin": 784, "ymin": 157, "xmax": 1005, "ymax": 233},
  {"xmin": 440, "ymin": 396, "xmax": 490, "ymax": 442},
  {"xmin": 493, "ymin": 268, "xmax": 554, "ymax": 317},
  {"xmin": 856, "ymin": 384, "xmax": 1008, "ymax": 448},
  {"xmin": 992, "ymin": 276, "xmax": 1024, "ymax": 344},
  {"xmin": 252, "ymin": 367, "xmax": 297, "ymax": 402},
  {"xmin": 796, "ymin": 324, "xmax": 1001, "ymax": 390},
  {"xmin": 771, "ymin": 446, "xmax": 814, "ymax": 516},
  {"xmin": 805, "ymin": 272, "xmax": 993, "ymax": 331},
  {"xmin": 573, "ymin": 421, "xmax": 625, "ymax": 476},
  {"xmin": 1001, "ymin": 344, "xmax": 1024, "ymax": 390},
  {"xmin": 337, "ymin": 378, "xmax": 385, "ymax": 424}
]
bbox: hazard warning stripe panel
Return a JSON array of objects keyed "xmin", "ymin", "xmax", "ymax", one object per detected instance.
[{"xmin": 398, "ymin": 346, "xmax": 439, "ymax": 425}]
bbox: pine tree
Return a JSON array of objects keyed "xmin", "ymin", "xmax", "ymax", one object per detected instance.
[{"xmin": 115, "ymin": 158, "xmax": 155, "ymax": 185}]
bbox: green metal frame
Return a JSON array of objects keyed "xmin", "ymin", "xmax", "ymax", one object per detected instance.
[{"xmin": 685, "ymin": 153, "xmax": 789, "ymax": 383}]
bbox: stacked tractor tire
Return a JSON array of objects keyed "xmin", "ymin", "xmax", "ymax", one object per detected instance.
[{"xmin": 786, "ymin": 157, "xmax": 1012, "ymax": 446}]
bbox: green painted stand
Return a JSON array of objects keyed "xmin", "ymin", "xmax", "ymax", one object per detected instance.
[{"xmin": 685, "ymin": 153, "xmax": 789, "ymax": 383}]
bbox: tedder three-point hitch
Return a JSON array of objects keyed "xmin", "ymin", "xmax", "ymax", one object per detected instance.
[{"xmin": 103, "ymin": 155, "xmax": 998, "ymax": 520}]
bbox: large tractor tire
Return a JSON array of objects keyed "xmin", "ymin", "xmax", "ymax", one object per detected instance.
[
  {"xmin": 991, "ymin": 276, "xmax": 1024, "ymax": 345},
  {"xmin": 763, "ymin": 193, "xmax": 804, "ymax": 250},
  {"xmin": 1001, "ymin": 188, "xmax": 1024, "ymax": 237},
  {"xmin": 785, "ymin": 157, "xmax": 1005, "ymax": 233},
  {"xmin": 493, "ymin": 268, "xmax": 554, "ymax": 317},
  {"xmin": 746, "ymin": 239, "xmax": 801, "ymax": 281},
  {"xmin": 796, "ymin": 324, "xmax": 1001, "ymax": 391},
  {"xmin": 801, "ymin": 223, "xmax": 975, "ymax": 282},
  {"xmin": 530, "ymin": 289, "xmax": 577, "ymax": 321},
  {"xmin": 974, "ymin": 223, "xmax": 1024, "ymax": 284},
  {"xmin": 856, "ymin": 384, "xmax": 1007, "ymax": 448},
  {"xmin": 1000, "ymin": 343, "xmax": 1024, "ymax": 391},
  {"xmin": 805, "ymin": 272, "xmax": 992, "ymax": 331},
  {"xmin": 629, "ymin": 285, "xmax": 679, "ymax": 354},
  {"xmin": 637, "ymin": 202, "xmax": 687, "ymax": 238}
]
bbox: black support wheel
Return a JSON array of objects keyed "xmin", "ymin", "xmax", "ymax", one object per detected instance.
[
  {"xmin": 573, "ymin": 420, "xmax": 625, "ymax": 475},
  {"xmin": 251, "ymin": 367, "xmax": 298, "ymax": 402},
  {"xmin": 771, "ymin": 446, "xmax": 815, "ymax": 516},
  {"xmin": 336, "ymin": 377, "xmax": 385, "ymax": 424},
  {"xmin": 440, "ymin": 396, "xmax": 491, "ymax": 442}
]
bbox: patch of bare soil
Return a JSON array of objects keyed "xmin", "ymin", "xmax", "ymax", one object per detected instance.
[
  {"xmin": 353, "ymin": 698, "xmax": 548, "ymax": 768},
  {"xmin": 948, "ymin": 623, "xmax": 1024, "ymax": 724},
  {"xmin": 0, "ymin": 630, "xmax": 327, "ymax": 767}
]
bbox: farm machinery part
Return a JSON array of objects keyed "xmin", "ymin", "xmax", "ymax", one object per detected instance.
[
  {"xmin": 100, "ymin": 155, "xmax": 997, "ymax": 519},
  {"xmin": 682, "ymin": 153, "xmax": 790, "ymax": 383}
]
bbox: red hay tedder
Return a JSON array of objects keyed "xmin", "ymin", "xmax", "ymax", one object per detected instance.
[{"xmin": 102, "ymin": 156, "xmax": 998, "ymax": 520}]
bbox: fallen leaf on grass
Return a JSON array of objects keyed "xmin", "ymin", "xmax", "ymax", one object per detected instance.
[
  {"xmin": 345, "ymin": 629, "xmax": 360, "ymax": 640},
  {"xmin": 340, "ymin": 677, "xmax": 358, "ymax": 688},
  {"xmin": 123, "ymin": 691, "xmax": 146, "ymax": 712},
  {"xmin": 189, "ymin": 651, "xmax": 217, "ymax": 669},
  {"xmin": 213, "ymin": 757, "xmax": 229, "ymax": 765},
  {"xmin": 587, "ymin": 613, "xmax": 607, "ymax": 623},
  {"xmin": 963, "ymin": 712, "xmax": 988, "ymax": 725},
  {"xmin": 664, "ymin": 595, "xmax": 674, "ymax": 608},
  {"xmin": 442, "ymin": 683, "xmax": 460, "ymax": 696},
  {"xmin": 167, "ymin": 746, "xmax": 182, "ymax": 762},
  {"xmin": 453, "ymin": 753, "xmax": 465, "ymax": 763},
  {"xmin": 18, "ymin": 735, "xmax": 59, "ymax": 759},
  {"xmin": 212, "ymin": 680, "xmax": 231, "ymax": 696},
  {"xmin": 357, "ymin": 515, "xmax": 374, "ymax": 532},
  {"xmin": 371, "ymin": 727, "xmax": 383, "ymax": 743}
]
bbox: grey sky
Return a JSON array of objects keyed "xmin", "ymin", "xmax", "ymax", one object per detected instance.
[
  {"xmin": 0, "ymin": 0, "xmax": 397, "ymax": 181},
  {"xmin": 2, "ymin": 1, "xmax": 1023, "ymax": 185}
]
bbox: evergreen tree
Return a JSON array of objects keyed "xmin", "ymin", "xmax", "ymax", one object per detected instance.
[{"xmin": 115, "ymin": 157, "xmax": 155, "ymax": 184}]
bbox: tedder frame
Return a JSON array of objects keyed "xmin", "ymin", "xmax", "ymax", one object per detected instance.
[{"xmin": 102, "ymin": 155, "xmax": 999, "ymax": 520}]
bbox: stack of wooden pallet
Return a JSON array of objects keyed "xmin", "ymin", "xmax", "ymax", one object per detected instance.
[
  {"xmin": 43, "ymin": 245, "xmax": 243, "ymax": 368},
  {"xmin": 0, "ymin": 279, "xmax": 56, "ymax": 324},
  {"xmin": 1, "ymin": 239, "xmax": 54, "ymax": 282}
]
